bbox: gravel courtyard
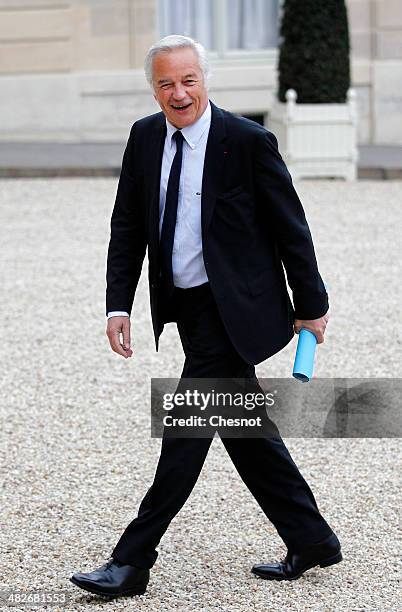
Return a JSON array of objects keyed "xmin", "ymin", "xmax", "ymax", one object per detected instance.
[{"xmin": 0, "ymin": 178, "xmax": 400, "ymax": 611}]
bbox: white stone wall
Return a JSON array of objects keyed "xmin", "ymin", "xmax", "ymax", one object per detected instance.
[
  {"xmin": 0, "ymin": 0, "xmax": 156, "ymax": 74},
  {"xmin": 0, "ymin": 61, "xmax": 277, "ymax": 142},
  {"xmin": 346, "ymin": 0, "xmax": 402, "ymax": 144},
  {"xmin": 0, "ymin": 0, "xmax": 401, "ymax": 144}
]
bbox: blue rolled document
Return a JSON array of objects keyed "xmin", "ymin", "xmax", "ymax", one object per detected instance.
[{"xmin": 293, "ymin": 329, "xmax": 317, "ymax": 383}]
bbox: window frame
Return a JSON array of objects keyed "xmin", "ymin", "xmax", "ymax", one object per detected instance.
[{"xmin": 157, "ymin": 0, "xmax": 281, "ymax": 62}]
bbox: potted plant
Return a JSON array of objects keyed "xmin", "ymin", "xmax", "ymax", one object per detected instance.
[{"xmin": 270, "ymin": 0, "xmax": 358, "ymax": 180}]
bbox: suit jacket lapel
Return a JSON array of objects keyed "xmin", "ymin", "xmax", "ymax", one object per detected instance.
[
  {"xmin": 201, "ymin": 101, "xmax": 227, "ymax": 236},
  {"xmin": 148, "ymin": 114, "xmax": 166, "ymax": 270}
]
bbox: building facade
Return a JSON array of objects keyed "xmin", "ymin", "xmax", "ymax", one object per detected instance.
[{"xmin": 0, "ymin": 0, "xmax": 401, "ymax": 144}]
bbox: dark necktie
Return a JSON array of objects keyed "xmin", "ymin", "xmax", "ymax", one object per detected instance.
[{"xmin": 160, "ymin": 129, "xmax": 184, "ymax": 299}]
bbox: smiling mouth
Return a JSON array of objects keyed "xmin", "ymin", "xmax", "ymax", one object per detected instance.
[{"xmin": 171, "ymin": 103, "xmax": 192, "ymax": 111}]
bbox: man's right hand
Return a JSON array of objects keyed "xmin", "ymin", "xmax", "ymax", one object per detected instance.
[{"xmin": 106, "ymin": 316, "xmax": 133, "ymax": 358}]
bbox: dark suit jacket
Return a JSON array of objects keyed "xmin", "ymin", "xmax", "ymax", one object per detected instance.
[{"xmin": 106, "ymin": 100, "xmax": 328, "ymax": 365}]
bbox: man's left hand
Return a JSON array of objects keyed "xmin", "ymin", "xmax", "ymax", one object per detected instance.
[{"xmin": 294, "ymin": 311, "xmax": 329, "ymax": 344}]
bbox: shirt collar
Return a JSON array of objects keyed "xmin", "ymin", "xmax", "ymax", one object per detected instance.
[{"xmin": 165, "ymin": 101, "xmax": 211, "ymax": 150}]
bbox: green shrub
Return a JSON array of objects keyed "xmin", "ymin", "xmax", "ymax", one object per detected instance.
[{"xmin": 278, "ymin": 0, "xmax": 351, "ymax": 103}]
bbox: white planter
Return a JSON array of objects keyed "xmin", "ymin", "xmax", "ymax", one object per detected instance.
[{"xmin": 269, "ymin": 88, "xmax": 358, "ymax": 180}]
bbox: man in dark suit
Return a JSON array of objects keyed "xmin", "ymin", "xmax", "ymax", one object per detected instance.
[{"xmin": 71, "ymin": 35, "xmax": 341, "ymax": 598}]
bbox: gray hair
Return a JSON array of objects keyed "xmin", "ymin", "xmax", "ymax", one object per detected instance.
[{"xmin": 144, "ymin": 35, "xmax": 210, "ymax": 88}]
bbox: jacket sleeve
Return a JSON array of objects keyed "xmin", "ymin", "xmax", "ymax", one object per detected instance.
[
  {"xmin": 106, "ymin": 123, "xmax": 147, "ymax": 315},
  {"xmin": 254, "ymin": 128, "xmax": 328, "ymax": 320}
]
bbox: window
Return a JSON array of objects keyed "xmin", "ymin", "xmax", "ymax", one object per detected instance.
[
  {"xmin": 226, "ymin": 0, "xmax": 279, "ymax": 50},
  {"xmin": 157, "ymin": 0, "xmax": 279, "ymax": 57},
  {"xmin": 241, "ymin": 113, "xmax": 266, "ymax": 126}
]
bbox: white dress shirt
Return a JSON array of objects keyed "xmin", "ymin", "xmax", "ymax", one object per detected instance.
[{"xmin": 108, "ymin": 101, "xmax": 211, "ymax": 319}]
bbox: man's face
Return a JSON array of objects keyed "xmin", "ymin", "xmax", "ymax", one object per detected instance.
[{"xmin": 152, "ymin": 47, "xmax": 209, "ymax": 129}]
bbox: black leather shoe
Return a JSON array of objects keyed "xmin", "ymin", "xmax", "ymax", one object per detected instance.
[
  {"xmin": 252, "ymin": 532, "xmax": 342, "ymax": 581},
  {"xmin": 70, "ymin": 558, "xmax": 149, "ymax": 597}
]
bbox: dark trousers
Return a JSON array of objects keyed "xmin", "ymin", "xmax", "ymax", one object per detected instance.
[{"xmin": 111, "ymin": 283, "xmax": 333, "ymax": 569}]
